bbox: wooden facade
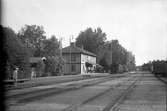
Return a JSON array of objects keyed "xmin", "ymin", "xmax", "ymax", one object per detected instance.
[{"xmin": 62, "ymin": 43, "xmax": 96, "ymax": 75}]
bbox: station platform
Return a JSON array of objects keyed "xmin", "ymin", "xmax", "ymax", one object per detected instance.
[{"xmin": 5, "ymin": 73, "xmax": 112, "ymax": 90}]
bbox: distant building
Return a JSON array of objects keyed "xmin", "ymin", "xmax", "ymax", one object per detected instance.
[{"xmin": 62, "ymin": 42, "xmax": 96, "ymax": 75}]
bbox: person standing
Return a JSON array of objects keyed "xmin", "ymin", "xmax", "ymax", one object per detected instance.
[
  {"xmin": 31, "ymin": 68, "xmax": 36, "ymax": 80},
  {"xmin": 13, "ymin": 67, "xmax": 19, "ymax": 87}
]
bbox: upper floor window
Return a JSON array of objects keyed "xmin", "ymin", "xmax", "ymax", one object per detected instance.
[{"xmin": 71, "ymin": 54, "xmax": 76, "ymax": 61}]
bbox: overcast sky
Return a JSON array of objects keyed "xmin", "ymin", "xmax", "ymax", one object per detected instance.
[{"xmin": 2, "ymin": 0, "xmax": 167, "ymax": 65}]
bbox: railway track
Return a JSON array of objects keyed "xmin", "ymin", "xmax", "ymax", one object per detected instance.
[
  {"xmin": 6, "ymin": 74, "xmax": 128, "ymax": 105},
  {"xmin": 7, "ymin": 72, "xmax": 166, "ymax": 111},
  {"xmin": 6, "ymin": 73, "xmax": 142, "ymax": 111},
  {"xmin": 61, "ymin": 74, "xmax": 142, "ymax": 111}
]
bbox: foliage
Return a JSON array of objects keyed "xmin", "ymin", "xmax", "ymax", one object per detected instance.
[
  {"xmin": 99, "ymin": 40, "xmax": 135, "ymax": 73},
  {"xmin": 126, "ymin": 51, "xmax": 135, "ymax": 71},
  {"xmin": 45, "ymin": 57, "xmax": 65, "ymax": 76},
  {"xmin": 76, "ymin": 27, "xmax": 136, "ymax": 73},
  {"xmin": 99, "ymin": 57, "xmax": 108, "ymax": 71},
  {"xmin": 16, "ymin": 25, "xmax": 63, "ymax": 77},
  {"xmin": 141, "ymin": 61, "xmax": 152, "ymax": 71},
  {"xmin": 42, "ymin": 35, "xmax": 60, "ymax": 57},
  {"xmin": 99, "ymin": 41, "xmax": 112, "ymax": 70},
  {"xmin": 36, "ymin": 60, "xmax": 45, "ymax": 77},
  {"xmin": 111, "ymin": 40, "xmax": 126, "ymax": 65},
  {"xmin": 3, "ymin": 24, "xmax": 137, "ymax": 77},
  {"xmin": 3, "ymin": 26, "xmax": 30, "ymax": 79},
  {"xmin": 18, "ymin": 25, "xmax": 46, "ymax": 57},
  {"xmin": 95, "ymin": 64, "xmax": 104, "ymax": 73},
  {"xmin": 41, "ymin": 35, "xmax": 63, "ymax": 76},
  {"xmin": 76, "ymin": 27, "xmax": 106, "ymax": 62}
]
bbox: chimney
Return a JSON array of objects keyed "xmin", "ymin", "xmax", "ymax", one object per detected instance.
[{"xmin": 70, "ymin": 42, "xmax": 75, "ymax": 47}]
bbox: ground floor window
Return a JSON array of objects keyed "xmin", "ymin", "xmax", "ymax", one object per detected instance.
[{"xmin": 71, "ymin": 64, "xmax": 76, "ymax": 72}]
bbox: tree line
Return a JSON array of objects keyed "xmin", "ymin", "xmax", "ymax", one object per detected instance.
[
  {"xmin": 3, "ymin": 25, "xmax": 64, "ymax": 79},
  {"xmin": 3, "ymin": 25, "xmax": 136, "ymax": 79},
  {"xmin": 75, "ymin": 27, "xmax": 136, "ymax": 73}
]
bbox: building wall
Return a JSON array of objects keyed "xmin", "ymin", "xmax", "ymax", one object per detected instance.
[
  {"xmin": 62, "ymin": 53, "xmax": 81, "ymax": 75},
  {"xmin": 63, "ymin": 63, "xmax": 81, "ymax": 75},
  {"xmin": 81, "ymin": 54, "xmax": 96, "ymax": 74},
  {"xmin": 63, "ymin": 53, "xmax": 81, "ymax": 63},
  {"xmin": 81, "ymin": 54, "xmax": 96, "ymax": 64},
  {"xmin": 81, "ymin": 63, "xmax": 87, "ymax": 74},
  {"xmin": 62, "ymin": 53, "xmax": 96, "ymax": 75}
]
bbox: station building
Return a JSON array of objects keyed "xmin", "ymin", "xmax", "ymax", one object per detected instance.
[{"xmin": 62, "ymin": 42, "xmax": 96, "ymax": 75}]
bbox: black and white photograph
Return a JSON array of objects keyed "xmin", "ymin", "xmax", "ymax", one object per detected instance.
[{"xmin": 1, "ymin": 0, "xmax": 167, "ymax": 111}]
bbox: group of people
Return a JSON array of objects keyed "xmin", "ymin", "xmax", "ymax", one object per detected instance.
[{"xmin": 12, "ymin": 67, "xmax": 36, "ymax": 86}]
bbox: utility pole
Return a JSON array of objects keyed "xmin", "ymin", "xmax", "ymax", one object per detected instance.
[
  {"xmin": 69, "ymin": 35, "xmax": 74, "ymax": 74},
  {"xmin": 59, "ymin": 36, "xmax": 63, "ymax": 76},
  {"xmin": 110, "ymin": 41, "xmax": 112, "ymax": 73},
  {"xmin": 59, "ymin": 37, "xmax": 62, "ymax": 58},
  {"xmin": 69, "ymin": 36, "xmax": 71, "ymax": 74}
]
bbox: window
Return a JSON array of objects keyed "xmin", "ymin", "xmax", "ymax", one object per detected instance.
[
  {"xmin": 71, "ymin": 55, "xmax": 76, "ymax": 61},
  {"xmin": 71, "ymin": 64, "xmax": 76, "ymax": 72}
]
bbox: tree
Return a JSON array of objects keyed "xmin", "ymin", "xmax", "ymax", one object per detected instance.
[
  {"xmin": 3, "ymin": 26, "xmax": 30, "ymax": 79},
  {"xmin": 76, "ymin": 27, "xmax": 106, "ymax": 62},
  {"xmin": 36, "ymin": 60, "xmax": 45, "ymax": 77},
  {"xmin": 40, "ymin": 35, "xmax": 65, "ymax": 76},
  {"xmin": 76, "ymin": 28, "xmax": 136, "ymax": 73},
  {"xmin": 126, "ymin": 51, "xmax": 135, "ymax": 71},
  {"xmin": 107, "ymin": 40, "xmax": 135, "ymax": 73},
  {"xmin": 18, "ymin": 25, "xmax": 46, "ymax": 57},
  {"xmin": 98, "ymin": 41, "xmax": 113, "ymax": 72},
  {"xmin": 99, "ymin": 57, "xmax": 108, "ymax": 71},
  {"xmin": 42, "ymin": 35, "xmax": 60, "ymax": 57},
  {"xmin": 44, "ymin": 56, "xmax": 64, "ymax": 76}
]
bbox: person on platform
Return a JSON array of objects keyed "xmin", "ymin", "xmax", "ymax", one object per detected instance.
[
  {"xmin": 13, "ymin": 67, "xmax": 19, "ymax": 86},
  {"xmin": 31, "ymin": 68, "xmax": 36, "ymax": 80}
]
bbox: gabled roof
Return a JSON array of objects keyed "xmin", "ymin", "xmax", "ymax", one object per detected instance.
[{"xmin": 62, "ymin": 45, "xmax": 96, "ymax": 57}]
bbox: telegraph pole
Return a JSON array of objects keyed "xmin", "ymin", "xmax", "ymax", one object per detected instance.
[
  {"xmin": 59, "ymin": 37, "xmax": 63, "ymax": 76},
  {"xmin": 69, "ymin": 35, "xmax": 74, "ymax": 74},
  {"xmin": 59, "ymin": 37, "xmax": 62, "ymax": 58},
  {"xmin": 69, "ymin": 36, "xmax": 71, "ymax": 74}
]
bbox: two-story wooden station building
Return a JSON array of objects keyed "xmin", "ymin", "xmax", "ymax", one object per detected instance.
[{"xmin": 62, "ymin": 42, "xmax": 96, "ymax": 75}]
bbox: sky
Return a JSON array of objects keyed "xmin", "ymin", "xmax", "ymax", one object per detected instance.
[{"xmin": 2, "ymin": 0, "xmax": 167, "ymax": 66}]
